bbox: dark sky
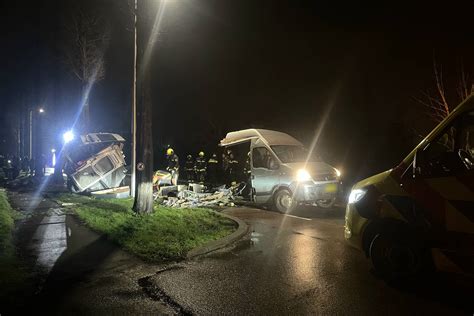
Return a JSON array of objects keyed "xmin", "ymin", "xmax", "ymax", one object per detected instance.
[{"xmin": 1, "ymin": 0, "xmax": 474, "ymax": 184}]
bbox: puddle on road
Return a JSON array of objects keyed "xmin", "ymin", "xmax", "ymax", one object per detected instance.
[
  {"xmin": 14, "ymin": 210, "xmax": 121, "ymax": 297},
  {"xmin": 30, "ymin": 213, "xmax": 68, "ymax": 273},
  {"xmin": 250, "ymin": 231, "xmax": 263, "ymax": 244}
]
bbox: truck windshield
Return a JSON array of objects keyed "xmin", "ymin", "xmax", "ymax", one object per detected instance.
[{"xmin": 271, "ymin": 145, "xmax": 322, "ymax": 163}]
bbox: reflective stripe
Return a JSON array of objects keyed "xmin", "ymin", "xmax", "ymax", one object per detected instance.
[{"xmin": 427, "ymin": 177, "xmax": 474, "ymax": 201}]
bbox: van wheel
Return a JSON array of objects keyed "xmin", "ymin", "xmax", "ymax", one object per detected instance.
[
  {"xmin": 369, "ymin": 232, "xmax": 424, "ymax": 282},
  {"xmin": 316, "ymin": 198, "xmax": 336, "ymax": 209},
  {"xmin": 273, "ymin": 189, "xmax": 296, "ymax": 213}
]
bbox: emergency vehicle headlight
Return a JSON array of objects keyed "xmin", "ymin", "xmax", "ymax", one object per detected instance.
[
  {"xmin": 296, "ymin": 169, "xmax": 311, "ymax": 182},
  {"xmin": 348, "ymin": 188, "xmax": 366, "ymax": 204}
]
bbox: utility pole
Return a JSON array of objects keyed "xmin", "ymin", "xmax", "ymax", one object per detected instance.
[
  {"xmin": 29, "ymin": 109, "xmax": 33, "ymax": 159},
  {"xmin": 131, "ymin": 0, "xmax": 138, "ymax": 197},
  {"xmin": 132, "ymin": 0, "xmax": 154, "ymax": 214}
]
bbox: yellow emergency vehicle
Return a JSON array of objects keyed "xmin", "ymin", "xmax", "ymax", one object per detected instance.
[{"xmin": 345, "ymin": 94, "xmax": 474, "ymax": 280}]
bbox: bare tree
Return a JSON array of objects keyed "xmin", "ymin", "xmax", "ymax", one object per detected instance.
[
  {"xmin": 415, "ymin": 59, "xmax": 473, "ymax": 124},
  {"xmin": 62, "ymin": 10, "xmax": 110, "ymax": 133}
]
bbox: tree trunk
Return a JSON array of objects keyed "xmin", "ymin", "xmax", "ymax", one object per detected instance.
[{"xmin": 133, "ymin": 0, "xmax": 154, "ymax": 214}]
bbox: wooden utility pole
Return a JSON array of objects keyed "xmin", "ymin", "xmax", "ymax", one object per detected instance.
[{"xmin": 133, "ymin": 0, "xmax": 154, "ymax": 214}]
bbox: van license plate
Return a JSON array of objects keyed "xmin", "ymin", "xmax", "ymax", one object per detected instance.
[{"xmin": 324, "ymin": 183, "xmax": 337, "ymax": 193}]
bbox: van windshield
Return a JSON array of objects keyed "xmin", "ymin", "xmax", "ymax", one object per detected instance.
[{"xmin": 271, "ymin": 145, "xmax": 322, "ymax": 163}]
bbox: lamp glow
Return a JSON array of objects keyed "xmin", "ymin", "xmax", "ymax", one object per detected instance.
[
  {"xmin": 335, "ymin": 168, "xmax": 341, "ymax": 177},
  {"xmin": 63, "ymin": 130, "xmax": 75, "ymax": 144}
]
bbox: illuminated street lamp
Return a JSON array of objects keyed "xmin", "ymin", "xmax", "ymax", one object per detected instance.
[
  {"xmin": 28, "ymin": 107, "xmax": 46, "ymax": 159},
  {"xmin": 63, "ymin": 130, "xmax": 75, "ymax": 144},
  {"xmin": 51, "ymin": 148, "xmax": 57, "ymax": 167}
]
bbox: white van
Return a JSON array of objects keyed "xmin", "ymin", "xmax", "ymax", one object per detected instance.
[{"xmin": 220, "ymin": 129, "xmax": 341, "ymax": 212}]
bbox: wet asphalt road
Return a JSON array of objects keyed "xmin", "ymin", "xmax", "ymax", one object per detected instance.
[
  {"xmin": 3, "ymin": 190, "xmax": 473, "ymax": 315},
  {"xmin": 4, "ymin": 191, "xmax": 174, "ymax": 315},
  {"xmin": 149, "ymin": 206, "xmax": 473, "ymax": 315}
]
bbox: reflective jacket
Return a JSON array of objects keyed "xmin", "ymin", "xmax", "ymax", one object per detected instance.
[{"xmin": 195, "ymin": 157, "xmax": 207, "ymax": 172}]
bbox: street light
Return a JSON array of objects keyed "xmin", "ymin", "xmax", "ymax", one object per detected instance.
[
  {"xmin": 29, "ymin": 107, "xmax": 46, "ymax": 159},
  {"xmin": 63, "ymin": 130, "xmax": 75, "ymax": 144},
  {"xmin": 51, "ymin": 148, "xmax": 56, "ymax": 167}
]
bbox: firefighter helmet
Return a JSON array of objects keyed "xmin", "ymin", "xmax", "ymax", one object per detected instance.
[
  {"xmin": 166, "ymin": 148, "xmax": 174, "ymax": 156},
  {"xmin": 199, "ymin": 151, "xmax": 205, "ymax": 157}
]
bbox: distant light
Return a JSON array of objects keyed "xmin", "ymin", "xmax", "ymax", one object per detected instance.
[
  {"xmin": 7, "ymin": 159, "xmax": 11, "ymax": 164},
  {"xmin": 52, "ymin": 151, "xmax": 56, "ymax": 167},
  {"xmin": 335, "ymin": 168, "xmax": 341, "ymax": 177},
  {"xmin": 39, "ymin": 108, "xmax": 45, "ymax": 113},
  {"xmin": 51, "ymin": 148, "xmax": 56, "ymax": 153},
  {"xmin": 63, "ymin": 130, "xmax": 75, "ymax": 144}
]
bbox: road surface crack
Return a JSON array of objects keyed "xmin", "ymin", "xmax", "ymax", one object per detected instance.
[{"xmin": 138, "ymin": 268, "xmax": 191, "ymax": 316}]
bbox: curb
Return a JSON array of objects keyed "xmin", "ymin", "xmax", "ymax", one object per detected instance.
[{"xmin": 186, "ymin": 210, "xmax": 249, "ymax": 259}]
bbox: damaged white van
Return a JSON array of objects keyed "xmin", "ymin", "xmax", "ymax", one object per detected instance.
[{"xmin": 219, "ymin": 129, "xmax": 341, "ymax": 212}]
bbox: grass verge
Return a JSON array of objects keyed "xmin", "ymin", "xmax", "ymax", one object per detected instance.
[
  {"xmin": 57, "ymin": 194, "xmax": 237, "ymax": 262},
  {"xmin": 0, "ymin": 189, "xmax": 28, "ymax": 302}
]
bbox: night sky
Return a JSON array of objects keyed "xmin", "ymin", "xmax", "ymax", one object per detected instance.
[{"xmin": 1, "ymin": 0, "xmax": 474, "ymax": 184}]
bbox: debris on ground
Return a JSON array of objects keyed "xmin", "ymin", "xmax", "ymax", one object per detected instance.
[
  {"xmin": 158, "ymin": 187, "xmax": 235, "ymax": 208},
  {"xmin": 153, "ymin": 170, "xmax": 173, "ymax": 187},
  {"xmin": 90, "ymin": 186, "xmax": 130, "ymax": 199},
  {"xmin": 60, "ymin": 202, "xmax": 76, "ymax": 206}
]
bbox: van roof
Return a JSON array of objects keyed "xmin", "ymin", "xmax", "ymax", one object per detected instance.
[{"xmin": 220, "ymin": 129, "xmax": 303, "ymax": 147}]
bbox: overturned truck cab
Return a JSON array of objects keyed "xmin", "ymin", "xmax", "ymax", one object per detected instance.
[
  {"xmin": 64, "ymin": 133, "xmax": 128, "ymax": 193},
  {"xmin": 220, "ymin": 129, "xmax": 341, "ymax": 212}
]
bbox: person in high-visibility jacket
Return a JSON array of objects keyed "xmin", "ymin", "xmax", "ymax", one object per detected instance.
[
  {"xmin": 222, "ymin": 148, "xmax": 232, "ymax": 184},
  {"xmin": 207, "ymin": 153, "xmax": 219, "ymax": 185},
  {"xmin": 184, "ymin": 154, "xmax": 195, "ymax": 183},
  {"xmin": 195, "ymin": 151, "xmax": 207, "ymax": 183},
  {"xmin": 227, "ymin": 152, "xmax": 239, "ymax": 185},
  {"xmin": 166, "ymin": 148, "xmax": 179, "ymax": 185}
]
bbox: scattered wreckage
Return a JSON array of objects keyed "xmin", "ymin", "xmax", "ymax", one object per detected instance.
[
  {"xmin": 152, "ymin": 169, "xmax": 237, "ymax": 208},
  {"xmin": 160, "ymin": 187, "xmax": 236, "ymax": 208},
  {"xmin": 63, "ymin": 129, "xmax": 341, "ymax": 212},
  {"xmin": 155, "ymin": 128, "xmax": 341, "ymax": 211}
]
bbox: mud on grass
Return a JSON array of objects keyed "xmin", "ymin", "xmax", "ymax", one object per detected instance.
[{"xmin": 56, "ymin": 194, "xmax": 237, "ymax": 262}]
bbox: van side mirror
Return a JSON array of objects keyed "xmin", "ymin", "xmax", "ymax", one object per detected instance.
[{"xmin": 268, "ymin": 158, "xmax": 279, "ymax": 170}]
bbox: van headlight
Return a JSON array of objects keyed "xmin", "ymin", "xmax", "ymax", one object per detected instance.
[
  {"xmin": 348, "ymin": 188, "xmax": 366, "ymax": 204},
  {"xmin": 296, "ymin": 169, "xmax": 312, "ymax": 182}
]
